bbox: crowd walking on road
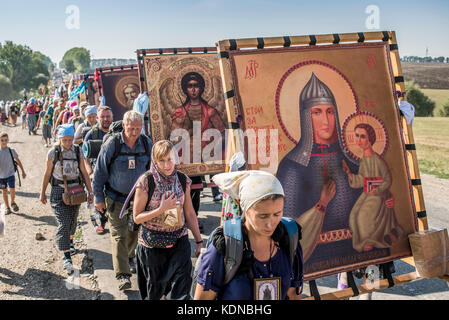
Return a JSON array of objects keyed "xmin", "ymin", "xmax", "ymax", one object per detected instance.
[{"xmin": 1, "ymin": 88, "xmax": 304, "ymax": 300}]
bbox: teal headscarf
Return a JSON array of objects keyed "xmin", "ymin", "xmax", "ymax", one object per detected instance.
[{"xmin": 57, "ymin": 124, "xmax": 75, "ymax": 138}]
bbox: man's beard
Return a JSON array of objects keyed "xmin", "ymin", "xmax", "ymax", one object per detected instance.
[{"xmin": 100, "ymin": 122, "xmax": 111, "ymax": 131}]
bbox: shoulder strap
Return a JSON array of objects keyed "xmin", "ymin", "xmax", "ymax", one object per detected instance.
[
  {"xmin": 222, "ymin": 216, "xmax": 244, "ymax": 285},
  {"xmin": 146, "ymin": 173, "xmax": 155, "ymax": 209},
  {"xmin": 92, "ymin": 124, "xmax": 100, "ymax": 140},
  {"xmin": 142, "ymin": 136, "xmax": 151, "ymax": 170},
  {"xmin": 107, "ymin": 134, "xmax": 122, "ymax": 172},
  {"xmin": 74, "ymin": 145, "xmax": 83, "ymax": 184},
  {"xmin": 50, "ymin": 145, "xmax": 60, "ymax": 182},
  {"xmin": 280, "ymin": 217, "xmax": 300, "ymax": 266},
  {"xmin": 176, "ymin": 172, "xmax": 187, "ymax": 193},
  {"xmin": 7, "ymin": 148, "xmax": 17, "ymax": 169},
  {"xmin": 53, "ymin": 145, "xmax": 61, "ymax": 167}
]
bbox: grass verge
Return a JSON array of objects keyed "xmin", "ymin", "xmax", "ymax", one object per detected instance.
[{"xmin": 413, "ymin": 117, "xmax": 449, "ymax": 179}]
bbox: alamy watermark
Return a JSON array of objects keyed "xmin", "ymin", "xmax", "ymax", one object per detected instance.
[
  {"xmin": 365, "ymin": 5, "xmax": 380, "ymax": 30},
  {"xmin": 170, "ymin": 121, "xmax": 279, "ymax": 171},
  {"xmin": 65, "ymin": 5, "xmax": 80, "ymax": 30}
]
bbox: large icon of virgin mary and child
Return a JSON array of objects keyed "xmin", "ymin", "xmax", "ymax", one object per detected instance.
[{"xmin": 276, "ymin": 73, "xmax": 399, "ymax": 274}]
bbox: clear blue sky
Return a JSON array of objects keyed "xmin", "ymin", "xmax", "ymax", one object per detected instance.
[{"xmin": 1, "ymin": 0, "xmax": 448, "ymax": 64}]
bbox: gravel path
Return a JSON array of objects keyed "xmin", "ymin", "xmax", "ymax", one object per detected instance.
[{"xmin": 0, "ymin": 123, "xmax": 99, "ymax": 300}]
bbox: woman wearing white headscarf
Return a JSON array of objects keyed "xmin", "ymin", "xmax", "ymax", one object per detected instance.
[{"xmin": 194, "ymin": 170, "xmax": 303, "ymax": 300}]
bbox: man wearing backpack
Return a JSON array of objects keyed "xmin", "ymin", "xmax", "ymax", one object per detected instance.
[
  {"xmin": 83, "ymin": 106, "xmax": 113, "ymax": 180},
  {"xmin": 83, "ymin": 106, "xmax": 113, "ymax": 235},
  {"xmin": 93, "ymin": 110, "xmax": 152, "ymax": 291}
]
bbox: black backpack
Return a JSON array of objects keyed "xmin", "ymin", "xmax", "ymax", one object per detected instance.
[
  {"xmin": 81, "ymin": 123, "xmax": 98, "ymax": 141},
  {"xmin": 102, "ymin": 121, "xmax": 123, "ymax": 144}
]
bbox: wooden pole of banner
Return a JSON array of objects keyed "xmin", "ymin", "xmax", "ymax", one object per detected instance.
[
  {"xmin": 304, "ymin": 272, "xmax": 419, "ymax": 300},
  {"xmin": 388, "ymin": 31, "xmax": 428, "ymax": 232},
  {"xmin": 216, "ymin": 31, "xmax": 449, "ymax": 300}
]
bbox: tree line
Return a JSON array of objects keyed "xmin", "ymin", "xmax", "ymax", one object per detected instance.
[
  {"xmin": 401, "ymin": 56, "xmax": 449, "ymax": 63},
  {"xmin": 0, "ymin": 41, "xmax": 52, "ymax": 100}
]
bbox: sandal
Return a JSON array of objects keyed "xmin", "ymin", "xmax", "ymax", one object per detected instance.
[
  {"xmin": 11, "ymin": 202, "xmax": 19, "ymax": 212},
  {"xmin": 5, "ymin": 207, "xmax": 12, "ymax": 215}
]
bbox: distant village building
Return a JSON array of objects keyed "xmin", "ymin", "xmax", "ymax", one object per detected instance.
[{"xmin": 90, "ymin": 59, "xmax": 137, "ymax": 70}]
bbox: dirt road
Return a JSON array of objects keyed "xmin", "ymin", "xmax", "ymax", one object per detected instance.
[{"xmin": 0, "ymin": 123, "xmax": 99, "ymax": 300}]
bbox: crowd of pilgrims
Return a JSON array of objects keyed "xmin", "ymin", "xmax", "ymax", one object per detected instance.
[{"xmin": 1, "ymin": 92, "xmax": 306, "ymax": 301}]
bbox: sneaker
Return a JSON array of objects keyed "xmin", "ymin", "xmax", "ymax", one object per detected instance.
[
  {"xmin": 118, "ymin": 274, "xmax": 131, "ymax": 291},
  {"xmin": 70, "ymin": 244, "xmax": 77, "ymax": 255},
  {"xmin": 11, "ymin": 202, "xmax": 19, "ymax": 212},
  {"xmin": 44, "ymin": 143, "xmax": 48, "ymax": 147},
  {"xmin": 63, "ymin": 259, "xmax": 74, "ymax": 275},
  {"xmin": 129, "ymin": 257, "xmax": 136, "ymax": 274},
  {"xmin": 213, "ymin": 194, "xmax": 223, "ymax": 202},
  {"xmin": 96, "ymin": 225, "xmax": 105, "ymax": 235}
]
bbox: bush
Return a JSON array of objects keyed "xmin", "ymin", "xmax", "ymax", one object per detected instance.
[
  {"xmin": 0, "ymin": 74, "xmax": 17, "ymax": 100},
  {"xmin": 405, "ymin": 82, "xmax": 436, "ymax": 117},
  {"xmin": 438, "ymin": 100, "xmax": 449, "ymax": 117}
]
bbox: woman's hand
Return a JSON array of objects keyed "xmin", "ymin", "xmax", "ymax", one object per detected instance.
[
  {"xmin": 195, "ymin": 242, "xmax": 203, "ymax": 258},
  {"xmin": 159, "ymin": 193, "xmax": 177, "ymax": 212},
  {"xmin": 40, "ymin": 193, "xmax": 47, "ymax": 204}
]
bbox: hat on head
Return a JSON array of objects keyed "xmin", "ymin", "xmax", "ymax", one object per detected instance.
[
  {"xmin": 212, "ymin": 170, "xmax": 284, "ymax": 214},
  {"xmin": 84, "ymin": 106, "xmax": 98, "ymax": 117},
  {"xmin": 57, "ymin": 124, "xmax": 75, "ymax": 138}
]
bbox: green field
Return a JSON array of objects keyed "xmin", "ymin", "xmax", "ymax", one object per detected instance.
[
  {"xmin": 413, "ymin": 117, "xmax": 449, "ymax": 179},
  {"xmin": 421, "ymin": 89, "xmax": 449, "ymax": 116}
]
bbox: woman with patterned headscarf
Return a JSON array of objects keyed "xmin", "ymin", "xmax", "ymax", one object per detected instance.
[{"xmin": 132, "ymin": 140, "xmax": 203, "ymax": 300}]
